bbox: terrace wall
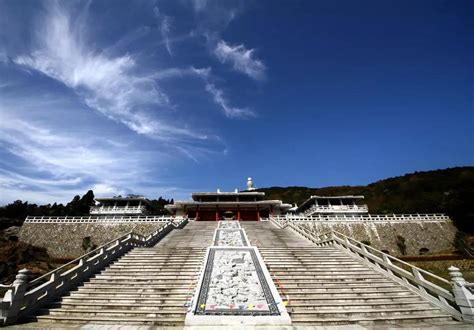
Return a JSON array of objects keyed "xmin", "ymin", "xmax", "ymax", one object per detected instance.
[
  {"xmin": 293, "ymin": 220, "xmax": 457, "ymax": 256},
  {"xmin": 19, "ymin": 222, "xmax": 165, "ymax": 259}
]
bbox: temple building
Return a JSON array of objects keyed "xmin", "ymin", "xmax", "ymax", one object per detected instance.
[
  {"xmin": 295, "ymin": 195, "xmax": 368, "ymax": 216},
  {"xmin": 90, "ymin": 196, "xmax": 152, "ymax": 217},
  {"xmin": 165, "ymin": 191, "xmax": 291, "ymax": 221}
]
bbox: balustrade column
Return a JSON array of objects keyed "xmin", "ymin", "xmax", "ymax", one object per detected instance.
[
  {"xmin": 449, "ymin": 266, "xmax": 474, "ymax": 323},
  {"xmin": 1, "ymin": 269, "xmax": 31, "ymax": 325}
]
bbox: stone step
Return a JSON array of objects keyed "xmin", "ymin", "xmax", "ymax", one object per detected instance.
[
  {"xmin": 38, "ymin": 308, "xmax": 186, "ymax": 318},
  {"xmin": 267, "ymin": 266, "xmax": 371, "ymax": 270},
  {"xmin": 265, "ymin": 260, "xmax": 361, "ymax": 265},
  {"xmin": 262, "ymin": 256, "xmax": 355, "ymax": 260},
  {"xmin": 101, "ymin": 271, "xmax": 199, "ymax": 276},
  {"xmin": 51, "ymin": 301, "xmax": 188, "ymax": 310},
  {"xmin": 276, "ymin": 282, "xmax": 398, "ymax": 289},
  {"xmin": 290, "ymin": 314, "xmax": 454, "ymax": 325},
  {"xmin": 278, "ymin": 282, "xmax": 396, "ymax": 288},
  {"xmin": 269, "ymin": 270, "xmax": 380, "ymax": 276},
  {"xmin": 261, "ymin": 253, "xmax": 351, "ymax": 257},
  {"xmin": 289, "ymin": 301, "xmax": 431, "ymax": 309},
  {"xmin": 289, "ymin": 307, "xmax": 446, "ymax": 318},
  {"xmin": 108, "ymin": 265, "xmax": 200, "ymax": 269},
  {"xmin": 80, "ymin": 284, "xmax": 191, "ymax": 290},
  {"xmin": 282, "ymin": 291, "xmax": 417, "ymax": 299},
  {"xmin": 276, "ymin": 287, "xmax": 409, "ymax": 294},
  {"xmin": 67, "ymin": 293, "xmax": 189, "ymax": 300},
  {"xmin": 75, "ymin": 290, "xmax": 190, "ymax": 295},
  {"xmin": 62, "ymin": 296, "xmax": 189, "ymax": 303},
  {"xmin": 259, "ymin": 247, "xmax": 340, "ymax": 250},
  {"xmin": 263, "ymin": 261, "xmax": 361, "ymax": 266},
  {"xmin": 274, "ymin": 274, "xmax": 385, "ymax": 281},
  {"xmin": 116, "ymin": 256, "xmax": 203, "ymax": 260},
  {"xmin": 115, "ymin": 260, "xmax": 203, "ymax": 264},
  {"xmin": 120, "ymin": 252, "xmax": 204, "ymax": 255},
  {"xmin": 127, "ymin": 251, "xmax": 204, "ymax": 254},
  {"xmin": 33, "ymin": 315, "xmax": 185, "ymax": 325},
  {"xmin": 89, "ymin": 275, "xmax": 195, "ymax": 280}
]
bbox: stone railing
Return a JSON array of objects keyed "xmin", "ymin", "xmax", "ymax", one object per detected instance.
[
  {"xmin": 270, "ymin": 216, "xmax": 473, "ymax": 323},
  {"xmin": 303, "ymin": 204, "xmax": 369, "ymax": 216},
  {"xmin": 24, "ymin": 215, "xmax": 183, "ymax": 223},
  {"xmin": 90, "ymin": 205, "xmax": 146, "ymax": 214},
  {"xmin": 0, "ymin": 217, "xmax": 188, "ymax": 326},
  {"xmin": 274, "ymin": 213, "xmax": 451, "ymax": 222}
]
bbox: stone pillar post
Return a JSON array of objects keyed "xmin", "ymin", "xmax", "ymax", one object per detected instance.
[
  {"xmin": 449, "ymin": 266, "xmax": 474, "ymax": 323},
  {"xmin": 1, "ymin": 268, "xmax": 31, "ymax": 325}
]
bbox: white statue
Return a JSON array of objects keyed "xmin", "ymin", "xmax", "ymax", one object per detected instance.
[{"xmin": 247, "ymin": 177, "xmax": 255, "ymax": 191}]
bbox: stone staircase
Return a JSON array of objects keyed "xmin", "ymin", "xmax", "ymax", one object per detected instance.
[
  {"xmin": 242, "ymin": 221, "xmax": 459, "ymax": 326},
  {"xmin": 15, "ymin": 220, "xmax": 463, "ymax": 327},
  {"xmin": 27, "ymin": 221, "xmax": 216, "ymax": 326}
]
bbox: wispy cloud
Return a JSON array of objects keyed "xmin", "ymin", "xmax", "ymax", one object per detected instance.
[
  {"xmin": 13, "ymin": 2, "xmax": 202, "ymax": 142},
  {"xmin": 153, "ymin": 6, "xmax": 173, "ymax": 56},
  {"xmin": 204, "ymin": 83, "xmax": 255, "ymax": 118},
  {"xmin": 0, "ymin": 109, "xmax": 177, "ymax": 204},
  {"xmin": 214, "ymin": 39, "xmax": 266, "ymax": 80},
  {"xmin": 190, "ymin": 0, "xmax": 209, "ymax": 12},
  {"xmin": 0, "ymin": 49, "xmax": 8, "ymax": 63},
  {"xmin": 191, "ymin": 67, "xmax": 255, "ymax": 118}
]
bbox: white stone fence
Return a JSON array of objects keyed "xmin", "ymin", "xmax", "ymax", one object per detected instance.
[
  {"xmin": 90, "ymin": 205, "xmax": 146, "ymax": 214},
  {"xmin": 24, "ymin": 215, "xmax": 183, "ymax": 223},
  {"xmin": 273, "ymin": 213, "xmax": 451, "ymax": 222},
  {"xmin": 303, "ymin": 204, "xmax": 369, "ymax": 216},
  {"xmin": 0, "ymin": 217, "xmax": 188, "ymax": 326},
  {"xmin": 270, "ymin": 216, "xmax": 474, "ymax": 324}
]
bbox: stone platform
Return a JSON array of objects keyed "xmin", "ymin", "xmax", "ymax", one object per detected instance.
[{"xmin": 185, "ymin": 221, "xmax": 291, "ymax": 326}]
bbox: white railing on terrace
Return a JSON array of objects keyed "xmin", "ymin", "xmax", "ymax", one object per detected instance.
[
  {"xmin": 90, "ymin": 206, "xmax": 146, "ymax": 214},
  {"xmin": 24, "ymin": 215, "xmax": 182, "ymax": 223},
  {"xmin": 0, "ymin": 217, "xmax": 188, "ymax": 326},
  {"xmin": 269, "ymin": 216, "xmax": 474, "ymax": 324},
  {"xmin": 276, "ymin": 213, "xmax": 451, "ymax": 222},
  {"xmin": 303, "ymin": 204, "xmax": 369, "ymax": 216}
]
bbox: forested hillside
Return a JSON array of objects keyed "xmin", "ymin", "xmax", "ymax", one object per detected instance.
[{"xmin": 257, "ymin": 167, "xmax": 474, "ymax": 233}]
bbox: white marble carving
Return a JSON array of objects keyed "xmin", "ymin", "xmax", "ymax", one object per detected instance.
[
  {"xmin": 204, "ymin": 249, "xmax": 269, "ymax": 311},
  {"xmin": 218, "ymin": 221, "xmax": 240, "ymax": 229},
  {"xmin": 215, "ymin": 229, "xmax": 246, "ymax": 246}
]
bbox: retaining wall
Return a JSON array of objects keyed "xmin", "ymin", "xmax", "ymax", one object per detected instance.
[
  {"xmin": 294, "ymin": 220, "xmax": 457, "ymax": 256},
  {"xmin": 19, "ymin": 222, "xmax": 166, "ymax": 259}
]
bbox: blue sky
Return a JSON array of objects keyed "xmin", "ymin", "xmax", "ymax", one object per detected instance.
[{"xmin": 0, "ymin": 0, "xmax": 472, "ymax": 204}]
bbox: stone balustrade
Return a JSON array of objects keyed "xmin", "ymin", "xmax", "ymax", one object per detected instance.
[
  {"xmin": 90, "ymin": 205, "xmax": 146, "ymax": 214},
  {"xmin": 303, "ymin": 204, "xmax": 369, "ymax": 216},
  {"xmin": 24, "ymin": 215, "xmax": 183, "ymax": 223},
  {"xmin": 275, "ymin": 213, "xmax": 451, "ymax": 222},
  {"xmin": 0, "ymin": 218, "xmax": 188, "ymax": 326},
  {"xmin": 269, "ymin": 216, "xmax": 474, "ymax": 324}
]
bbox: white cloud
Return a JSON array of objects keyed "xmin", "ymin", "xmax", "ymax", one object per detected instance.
[
  {"xmin": 214, "ymin": 40, "xmax": 266, "ymax": 80},
  {"xmin": 153, "ymin": 6, "xmax": 173, "ymax": 56},
  {"xmin": 190, "ymin": 0, "xmax": 209, "ymax": 12},
  {"xmin": 204, "ymin": 83, "xmax": 255, "ymax": 118},
  {"xmin": 13, "ymin": 2, "xmax": 201, "ymax": 142},
  {"xmin": 0, "ymin": 110, "xmax": 180, "ymax": 204},
  {"xmin": 0, "ymin": 49, "xmax": 8, "ymax": 63},
  {"xmin": 191, "ymin": 66, "xmax": 255, "ymax": 118}
]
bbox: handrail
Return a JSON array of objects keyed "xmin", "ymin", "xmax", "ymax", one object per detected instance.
[
  {"xmin": 90, "ymin": 206, "xmax": 147, "ymax": 214},
  {"xmin": 0, "ymin": 217, "xmax": 188, "ymax": 326},
  {"xmin": 270, "ymin": 215, "xmax": 467, "ymax": 321},
  {"xmin": 273, "ymin": 213, "xmax": 451, "ymax": 222},
  {"xmin": 24, "ymin": 215, "xmax": 182, "ymax": 223},
  {"xmin": 303, "ymin": 204, "xmax": 369, "ymax": 216}
]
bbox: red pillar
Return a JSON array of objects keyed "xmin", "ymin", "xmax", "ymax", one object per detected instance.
[
  {"xmin": 257, "ymin": 206, "xmax": 260, "ymax": 221},
  {"xmin": 237, "ymin": 208, "xmax": 241, "ymax": 221},
  {"xmin": 215, "ymin": 207, "xmax": 219, "ymax": 221}
]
